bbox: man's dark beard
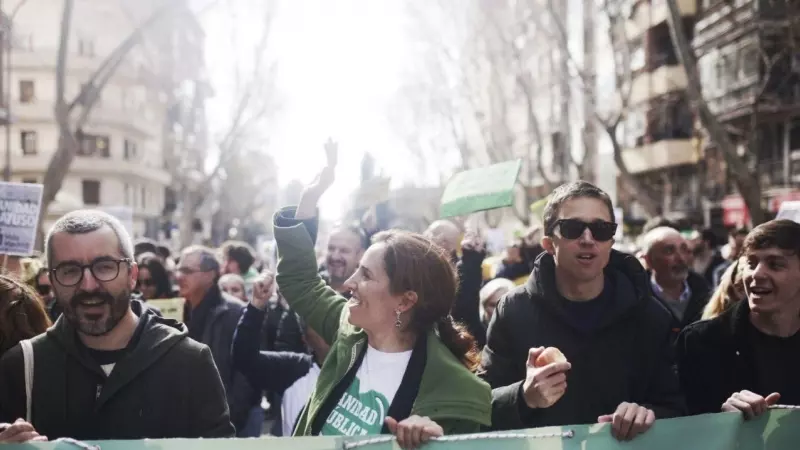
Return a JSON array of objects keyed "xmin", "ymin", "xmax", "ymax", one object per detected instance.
[{"xmin": 61, "ymin": 288, "xmax": 132, "ymax": 337}]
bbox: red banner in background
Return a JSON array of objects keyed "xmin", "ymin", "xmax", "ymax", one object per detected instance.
[{"xmin": 721, "ymin": 195, "xmax": 748, "ymax": 227}]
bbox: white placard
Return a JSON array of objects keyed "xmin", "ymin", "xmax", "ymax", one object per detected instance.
[{"xmin": 0, "ymin": 181, "xmax": 44, "ymax": 256}]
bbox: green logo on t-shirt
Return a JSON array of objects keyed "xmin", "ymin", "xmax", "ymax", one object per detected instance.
[{"xmin": 321, "ymin": 377, "xmax": 389, "ymax": 436}]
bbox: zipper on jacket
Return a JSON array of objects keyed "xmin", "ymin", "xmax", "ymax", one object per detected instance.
[{"xmin": 95, "ymin": 384, "xmax": 102, "ymax": 399}]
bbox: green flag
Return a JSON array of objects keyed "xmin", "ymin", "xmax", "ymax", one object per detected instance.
[{"xmin": 440, "ymin": 160, "xmax": 522, "ymax": 218}]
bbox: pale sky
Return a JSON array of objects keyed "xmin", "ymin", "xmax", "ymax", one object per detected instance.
[{"xmin": 202, "ymin": 0, "xmax": 427, "ymax": 219}]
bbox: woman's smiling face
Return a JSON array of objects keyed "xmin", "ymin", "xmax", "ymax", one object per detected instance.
[{"xmin": 343, "ymin": 243, "xmax": 405, "ymax": 333}]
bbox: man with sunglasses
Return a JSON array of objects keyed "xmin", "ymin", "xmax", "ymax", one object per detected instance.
[
  {"xmin": 0, "ymin": 210, "xmax": 235, "ymax": 442},
  {"xmin": 480, "ymin": 181, "xmax": 684, "ymax": 441}
]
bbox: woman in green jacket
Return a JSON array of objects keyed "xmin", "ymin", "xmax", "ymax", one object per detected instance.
[{"xmin": 254, "ymin": 141, "xmax": 491, "ymax": 449}]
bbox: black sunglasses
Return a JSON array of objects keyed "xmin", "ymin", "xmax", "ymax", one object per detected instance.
[
  {"xmin": 552, "ymin": 219, "xmax": 617, "ymax": 242},
  {"xmin": 36, "ymin": 284, "xmax": 51, "ymax": 296}
]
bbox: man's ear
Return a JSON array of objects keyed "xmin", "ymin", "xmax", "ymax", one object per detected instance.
[
  {"xmin": 129, "ymin": 263, "xmax": 139, "ymax": 290},
  {"xmin": 541, "ymin": 236, "xmax": 556, "ymax": 255}
]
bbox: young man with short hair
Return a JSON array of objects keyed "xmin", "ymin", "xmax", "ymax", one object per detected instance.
[
  {"xmin": 480, "ymin": 181, "xmax": 684, "ymax": 441},
  {"xmin": 677, "ymin": 219, "xmax": 800, "ymax": 416}
]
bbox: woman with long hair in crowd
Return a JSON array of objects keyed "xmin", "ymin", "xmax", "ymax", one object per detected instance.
[
  {"xmin": 249, "ymin": 141, "xmax": 490, "ymax": 449},
  {"xmin": 701, "ymin": 258, "xmax": 745, "ymax": 320},
  {"xmin": 135, "ymin": 252, "xmax": 174, "ymax": 300},
  {"xmin": 0, "ymin": 274, "xmax": 52, "ymax": 358}
]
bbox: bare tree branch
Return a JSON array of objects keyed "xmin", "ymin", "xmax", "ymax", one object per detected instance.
[{"xmin": 664, "ymin": 0, "xmax": 764, "ymax": 224}]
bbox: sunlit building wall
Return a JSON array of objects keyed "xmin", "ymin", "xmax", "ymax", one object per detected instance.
[{"xmin": 1, "ymin": 0, "xmax": 202, "ymax": 238}]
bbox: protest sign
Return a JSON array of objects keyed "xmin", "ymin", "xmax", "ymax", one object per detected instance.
[
  {"xmin": 98, "ymin": 206, "xmax": 134, "ymax": 236},
  {"xmin": 776, "ymin": 200, "xmax": 800, "ymax": 223},
  {"xmin": 0, "ymin": 181, "xmax": 43, "ymax": 256},
  {"xmin": 440, "ymin": 160, "xmax": 522, "ymax": 218},
  {"xmin": 7, "ymin": 408, "xmax": 799, "ymax": 450},
  {"xmin": 147, "ymin": 298, "xmax": 185, "ymax": 322}
]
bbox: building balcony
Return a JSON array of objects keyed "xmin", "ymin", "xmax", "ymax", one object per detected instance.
[
  {"xmin": 622, "ymin": 138, "xmax": 700, "ymax": 174},
  {"xmin": 630, "ymin": 65, "xmax": 688, "ymax": 105},
  {"xmin": 11, "ymin": 49, "xmax": 141, "ymax": 84},
  {"xmin": 694, "ymin": 0, "xmax": 759, "ymax": 51},
  {"xmin": 11, "ymin": 154, "xmax": 171, "ymax": 186},
  {"xmin": 13, "ymin": 101, "xmax": 161, "ymax": 138},
  {"xmin": 626, "ymin": 0, "xmax": 697, "ymax": 38}
]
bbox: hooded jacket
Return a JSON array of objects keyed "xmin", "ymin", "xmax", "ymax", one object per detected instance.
[
  {"xmin": 0, "ymin": 300, "xmax": 235, "ymax": 440},
  {"xmin": 480, "ymin": 250, "xmax": 685, "ymax": 429},
  {"xmin": 273, "ymin": 207, "xmax": 492, "ymax": 436}
]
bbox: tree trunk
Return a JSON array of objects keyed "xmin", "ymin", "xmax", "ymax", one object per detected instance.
[
  {"xmin": 36, "ymin": 1, "xmax": 185, "ymax": 249},
  {"xmin": 178, "ymin": 189, "xmax": 196, "ymax": 249},
  {"xmin": 606, "ymin": 125, "xmax": 661, "ymax": 218},
  {"xmin": 664, "ymin": 0, "xmax": 764, "ymax": 225}
]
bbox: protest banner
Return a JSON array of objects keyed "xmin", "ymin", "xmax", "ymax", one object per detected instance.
[
  {"xmin": 147, "ymin": 298, "xmax": 185, "ymax": 322},
  {"xmin": 440, "ymin": 160, "xmax": 522, "ymax": 218},
  {"xmin": 8, "ymin": 407, "xmax": 797, "ymax": 450},
  {"xmin": 0, "ymin": 181, "xmax": 44, "ymax": 256}
]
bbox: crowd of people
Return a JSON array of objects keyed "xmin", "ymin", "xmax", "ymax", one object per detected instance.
[{"xmin": 0, "ymin": 147, "xmax": 798, "ymax": 448}]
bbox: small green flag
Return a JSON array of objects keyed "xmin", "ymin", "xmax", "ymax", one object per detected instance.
[{"xmin": 440, "ymin": 160, "xmax": 522, "ymax": 218}]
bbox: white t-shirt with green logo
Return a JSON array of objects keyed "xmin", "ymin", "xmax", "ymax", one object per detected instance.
[{"xmin": 321, "ymin": 346, "xmax": 413, "ymax": 436}]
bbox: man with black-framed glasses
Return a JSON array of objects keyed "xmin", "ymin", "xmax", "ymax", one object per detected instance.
[
  {"xmin": 479, "ymin": 181, "xmax": 684, "ymax": 441},
  {"xmin": 0, "ymin": 210, "xmax": 235, "ymax": 442}
]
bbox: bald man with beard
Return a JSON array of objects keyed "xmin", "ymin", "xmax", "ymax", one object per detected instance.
[
  {"xmin": 424, "ymin": 220, "xmax": 487, "ymax": 346},
  {"xmin": 642, "ymin": 227, "xmax": 711, "ymax": 334}
]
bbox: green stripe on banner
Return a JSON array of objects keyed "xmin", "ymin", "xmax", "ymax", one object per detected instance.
[{"xmin": 6, "ymin": 409, "xmax": 799, "ymax": 450}]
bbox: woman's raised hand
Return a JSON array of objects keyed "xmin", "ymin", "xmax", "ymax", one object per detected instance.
[{"xmin": 297, "ymin": 139, "xmax": 338, "ymax": 219}]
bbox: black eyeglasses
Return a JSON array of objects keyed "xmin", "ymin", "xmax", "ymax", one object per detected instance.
[
  {"xmin": 552, "ymin": 219, "xmax": 618, "ymax": 242},
  {"xmin": 51, "ymin": 258, "xmax": 132, "ymax": 287},
  {"xmin": 36, "ymin": 284, "xmax": 51, "ymax": 296},
  {"xmin": 138, "ymin": 278, "xmax": 155, "ymax": 287}
]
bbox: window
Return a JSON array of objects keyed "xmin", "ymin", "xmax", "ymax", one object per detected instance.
[
  {"xmin": 82, "ymin": 180, "xmax": 101, "ymax": 205},
  {"xmin": 141, "ymin": 186, "xmax": 147, "ymax": 209},
  {"xmin": 124, "ymin": 184, "xmax": 131, "ymax": 206},
  {"xmin": 20, "ymin": 131, "xmax": 37, "ymax": 155},
  {"xmin": 739, "ymin": 45, "xmax": 759, "ymax": 80},
  {"xmin": 123, "ymin": 139, "xmax": 138, "ymax": 160},
  {"xmin": 22, "ymin": 178, "xmax": 37, "ymax": 184},
  {"xmin": 19, "ymin": 80, "xmax": 35, "ymax": 103},
  {"xmin": 77, "ymin": 132, "xmax": 110, "ymax": 157}
]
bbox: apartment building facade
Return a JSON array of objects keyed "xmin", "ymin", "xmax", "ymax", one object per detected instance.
[
  {"xmin": 694, "ymin": 0, "xmax": 800, "ymax": 227},
  {"xmin": 613, "ymin": 0, "xmax": 701, "ymax": 223},
  {"xmin": 1, "ymin": 0, "xmax": 205, "ymax": 238}
]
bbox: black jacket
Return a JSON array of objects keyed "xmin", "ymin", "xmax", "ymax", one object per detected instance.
[
  {"xmin": 233, "ymin": 304, "xmax": 316, "ymax": 394},
  {"xmin": 649, "ymin": 270, "xmax": 712, "ymax": 333},
  {"xmin": 701, "ymin": 250, "xmax": 727, "ymax": 287},
  {"xmin": 676, "ymin": 300, "xmax": 800, "ymax": 415},
  {"xmin": 0, "ymin": 300, "xmax": 234, "ymax": 440},
  {"xmin": 479, "ymin": 250, "xmax": 685, "ymax": 430},
  {"xmin": 186, "ymin": 286, "xmax": 260, "ymax": 433},
  {"xmin": 453, "ymin": 248, "xmax": 487, "ymax": 347}
]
